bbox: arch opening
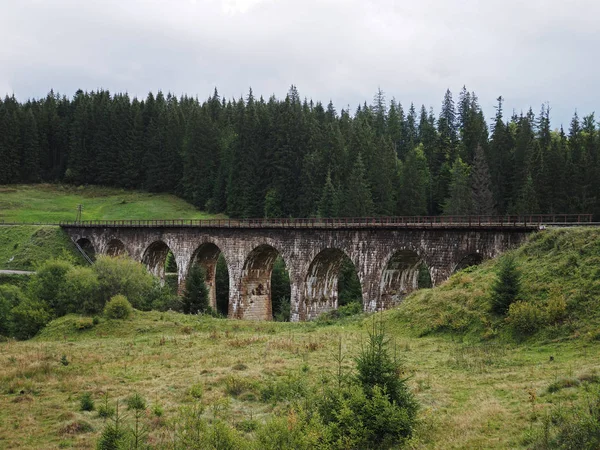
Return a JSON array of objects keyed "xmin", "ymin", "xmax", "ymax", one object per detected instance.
[
  {"xmin": 454, "ymin": 253, "xmax": 484, "ymax": 273},
  {"xmin": 142, "ymin": 241, "xmax": 177, "ymax": 289},
  {"xmin": 380, "ymin": 250, "xmax": 431, "ymax": 309},
  {"xmin": 106, "ymin": 239, "xmax": 126, "ymax": 257},
  {"xmin": 239, "ymin": 244, "xmax": 289, "ymax": 321},
  {"xmin": 188, "ymin": 243, "xmax": 229, "ymax": 315},
  {"xmin": 76, "ymin": 238, "xmax": 96, "ymax": 262},
  {"xmin": 304, "ymin": 249, "xmax": 362, "ymax": 320}
]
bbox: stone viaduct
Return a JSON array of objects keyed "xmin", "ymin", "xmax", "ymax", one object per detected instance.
[{"xmin": 60, "ymin": 217, "xmax": 544, "ymax": 322}]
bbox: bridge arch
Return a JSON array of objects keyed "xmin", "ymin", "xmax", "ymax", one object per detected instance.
[
  {"xmin": 453, "ymin": 252, "xmax": 484, "ymax": 273},
  {"xmin": 303, "ymin": 248, "xmax": 362, "ymax": 320},
  {"xmin": 379, "ymin": 247, "xmax": 431, "ymax": 309},
  {"xmin": 237, "ymin": 243, "xmax": 290, "ymax": 321},
  {"xmin": 76, "ymin": 237, "xmax": 96, "ymax": 261},
  {"xmin": 188, "ymin": 242, "xmax": 230, "ymax": 314},
  {"xmin": 142, "ymin": 240, "xmax": 177, "ymax": 283},
  {"xmin": 105, "ymin": 238, "xmax": 127, "ymax": 257}
]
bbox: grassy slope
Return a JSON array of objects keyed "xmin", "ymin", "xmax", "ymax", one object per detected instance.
[
  {"xmin": 0, "ymin": 184, "xmax": 223, "ymax": 270},
  {"xmin": 0, "ymin": 226, "xmax": 87, "ymax": 270},
  {"xmin": 0, "ymin": 184, "xmax": 225, "ymax": 222},
  {"xmin": 387, "ymin": 227, "xmax": 600, "ymax": 342}
]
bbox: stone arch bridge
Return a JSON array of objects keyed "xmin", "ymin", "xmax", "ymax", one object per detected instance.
[{"xmin": 60, "ymin": 216, "xmax": 576, "ymax": 321}]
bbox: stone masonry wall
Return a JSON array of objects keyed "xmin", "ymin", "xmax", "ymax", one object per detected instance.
[{"xmin": 65, "ymin": 226, "xmax": 533, "ymax": 321}]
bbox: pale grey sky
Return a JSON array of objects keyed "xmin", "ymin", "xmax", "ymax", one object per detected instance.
[{"xmin": 1, "ymin": 0, "xmax": 598, "ymax": 127}]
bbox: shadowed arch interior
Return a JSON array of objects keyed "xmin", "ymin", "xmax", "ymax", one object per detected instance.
[
  {"xmin": 304, "ymin": 248, "xmax": 361, "ymax": 320},
  {"xmin": 142, "ymin": 241, "xmax": 175, "ymax": 282},
  {"xmin": 189, "ymin": 243, "xmax": 228, "ymax": 313},
  {"xmin": 106, "ymin": 239, "xmax": 126, "ymax": 257},
  {"xmin": 380, "ymin": 250, "xmax": 431, "ymax": 308},
  {"xmin": 76, "ymin": 238, "xmax": 96, "ymax": 261},
  {"xmin": 454, "ymin": 253, "xmax": 484, "ymax": 272},
  {"xmin": 239, "ymin": 244, "xmax": 287, "ymax": 321}
]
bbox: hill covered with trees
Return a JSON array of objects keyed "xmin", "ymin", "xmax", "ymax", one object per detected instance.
[{"xmin": 0, "ymin": 87, "xmax": 598, "ymax": 219}]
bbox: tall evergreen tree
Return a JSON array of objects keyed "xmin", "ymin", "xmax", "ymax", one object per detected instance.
[
  {"xmin": 443, "ymin": 157, "xmax": 472, "ymax": 215},
  {"xmin": 342, "ymin": 153, "xmax": 374, "ymax": 216},
  {"xmin": 471, "ymin": 146, "xmax": 496, "ymax": 215}
]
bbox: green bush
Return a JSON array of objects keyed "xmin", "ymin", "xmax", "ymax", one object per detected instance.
[
  {"xmin": 28, "ymin": 259, "xmax": 73, "ymax": 313},
  {"xmin": 59, "ymin": 266, "xmax": 101, "ymax": 314},
  {"xmin": 126, "ymin": 393, "xmax": 146, "ymax": 411},
  {"xmin": 0, "ymin": 285, "xmax": 27, "ymax": 336},
  {"xmin": 507, "ymin": 301, "xmax": 544, "ymax": 335},
  {"xmin": 94, "ymin": 256, "xmax": 155, "ymax": 310},
  {"xmin": 9, "ymin": 298, "xmax": 51, "ymax": 339},
  {"xmin": 75, "ymin": 317, "xmax": 94, "ymax": 330},
  {"xmin": 80, "ymin": 392, "xmax": 95, "ymax": 411},
  {"xmin": 104, "ymin": 295, "xmax": 133, "ymax": 320}
]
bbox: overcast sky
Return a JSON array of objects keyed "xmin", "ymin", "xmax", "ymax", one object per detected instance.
[{"xmin": 1, "ymin": 0, "xmax": 598, "ymax": 127}]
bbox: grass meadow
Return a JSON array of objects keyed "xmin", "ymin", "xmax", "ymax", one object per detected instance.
[{"xmin": 0, "ymin": 310, "xmax": 598, "ymax": 449}]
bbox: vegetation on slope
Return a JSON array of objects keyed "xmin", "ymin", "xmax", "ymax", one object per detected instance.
[
  {"xmin": 0, "ymin": 225, "xmax": 86, "ymax": 270},
  {"xmin": 0, "ymin": 184, "xmax": 224, "ymax": 223},
  {"xmin": 387, "ymin": 227, "xmax": 600, "ymax": 342}
]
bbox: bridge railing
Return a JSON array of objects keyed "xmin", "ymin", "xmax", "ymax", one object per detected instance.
[{"xmin": 56, "ymin": 214, "xmax": 593, "ymax": 228}]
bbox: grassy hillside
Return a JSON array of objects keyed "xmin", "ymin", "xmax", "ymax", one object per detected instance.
[
  {"xmin": 387, "ymin": 227, "xmax": 600, "ymax": 342},
  {"xmin": 0, "ymin": 310, "xmax": 597, "ymax": 449},
  {"xmin": 0, "ymin": 226, "xmax": 87, "ymax": 270},
  {"xmin": 0, "ymin": 184, "xmax": 224, "ymax": 223}
]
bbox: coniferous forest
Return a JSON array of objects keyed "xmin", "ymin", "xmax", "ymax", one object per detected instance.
[{"xmin": 0, "ymin": 86, "xmax": 598, "ymax": 219}]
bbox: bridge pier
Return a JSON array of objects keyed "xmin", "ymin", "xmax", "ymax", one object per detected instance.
[{"xmin": 64, "ymin": 224, "xmax": 533, "ymax": 321}]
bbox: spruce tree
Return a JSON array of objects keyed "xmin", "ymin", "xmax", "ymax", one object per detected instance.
[
  {"xmin": 490, "ymin": 255, "xmax": 521, "ymax": 315},
  {"xmin": 471, "ymin": 146, "xmax": 496, "ymax": 215},
  {"xmin": 398, "ymin": 144, "xmax": 430, "ymax": 215},
  {"xmin": 318, "ymin": 170, "xmax": 339, "ymax": 217},
  {"xmin": 182, "ymin": 264, "xmax": 210, "ymax": 314},
  {"xmin": 443, "ymin": 157, "xmax": 472, "ymax": 215},
  {"xmin": 343, "ymin": 154, "xmax": 374, "ymax": 216}
]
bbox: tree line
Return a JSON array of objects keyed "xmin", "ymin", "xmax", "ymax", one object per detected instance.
[{"xmin": 0, "ymin": 86, "xmax": 598, "ymax": 218}]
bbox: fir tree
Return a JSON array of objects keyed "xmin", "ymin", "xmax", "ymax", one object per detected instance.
[
  {"xmin": 342, "ymin": 154, "xmax": 374, "ymax": 216},
  {"xmin": 443, "ymin": 157, "xmax": 472, "ymax": 215},
  {"xmin": 318, "ymin": 170, "xmax": 339, "ymax": 217},
  {"xmin": 182, "ymin": 264, "xmax": 210, "ymax": 314},
  {"xmin": 471, "ymin": 146, "xmax": 496, "ymax": 215}
]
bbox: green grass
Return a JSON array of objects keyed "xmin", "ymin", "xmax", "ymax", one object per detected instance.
[
  {"xmin": 0, "ymin": 311, "xmax": 598, "ymax": 449},
  {"xmin": 388, "ymin": 227, "xmax": 600, "ymax": 342},
  {"xmin": 0, "ymin": 226, "xmax": 87, "ymax": 270},
  {"xmin": 0, "ymin": 184, "xmax": 224, "ymax": 223}
]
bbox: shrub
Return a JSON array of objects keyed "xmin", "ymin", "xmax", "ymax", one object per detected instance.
[
  {"xmin": 9, "ymin": 298, "xmax": 51, "ymax": 339},
  {"xmin": 126, "ymin": 393, "xmax": 147, "ymax": 411},
  {"xmin": 59, "ymin": 266, "xmax": 101, "ymax": 315},
  {"xmin": 0, "ymin": 285, "xmax": 27, "ymax": 336},
  {"xmin": 490, "ymin": 255, "xmax": 521, "ymax": 315},
  {"xmin": 28, "ymin": 259, "xmax": 73, "ymax": 312},
  {"xmin": 93, "ymin": 255, "xmax": 155, "ymax": 310},
  {"xmin": 97, "ymin": 394, "xmax": 115, "ymax": 419},
  {"xmin": 507, "ymin": 301, "xmax": 544, "ymax": 335},
  {"xmin": 104, "ymin": 295, "xmax": 133, "ymax": 320},
  {"xmin": 80, "ymin": 392, "xmax": 95, "ymax": 411},
  {"xmin": 189, "ymin": 383, "xmax": 204, "ymax": 400},
  {"xmin": 75, "ymin": 317, "xmax": 94, "ymax": 330}
]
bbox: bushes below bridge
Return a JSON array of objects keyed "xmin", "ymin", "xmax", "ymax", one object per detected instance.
[{"xmin": 0, "ymin": 255, "xmax": 177, "ymax": 339}]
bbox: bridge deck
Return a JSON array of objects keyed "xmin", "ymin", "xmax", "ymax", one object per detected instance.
[{"xmin": 53, "ymin": 214, "xmax": 592, "ymax": 230}]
